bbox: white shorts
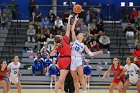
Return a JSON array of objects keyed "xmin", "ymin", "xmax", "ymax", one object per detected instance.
[
  {"xmin": 70, "ymin": 56, "xmax": 82, "ymax": 70},
  {"xmin": 129, "ymin": 75, "xmax": 139, "ymax": 84},
  {"xmin": 9, "ymin": 76, "xmax": 19, "ymax": 84}
]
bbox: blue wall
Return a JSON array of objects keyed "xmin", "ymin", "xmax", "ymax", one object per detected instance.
[{"xmin": 0, "ymin": 0, "xmax": 140, "ymax": 20}]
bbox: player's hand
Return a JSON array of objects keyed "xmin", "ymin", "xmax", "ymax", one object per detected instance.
[
  {"xmin": 69, "ymin": 14, "xmax": 73, "ymax": 19},
  {"xmin": 75, "ymin": 14, "xmax": 79, "ymax": 21}
]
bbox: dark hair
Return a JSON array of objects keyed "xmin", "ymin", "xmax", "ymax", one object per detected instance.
[
  {"xmin": 112, "ymin": 58, "xmax": 120, "ymax": 64},
  {"xmin": 0, "ymin": 60, "xmax": 6, "ymax": 71},
  {"xmin": 127, "ymin": 56, "xmax": 134, "ymax": 63}
]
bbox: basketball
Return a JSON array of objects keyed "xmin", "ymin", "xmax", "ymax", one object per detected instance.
[{"xmin": 73, "ymin": 4, "xmax": 83, "ymax": 14}]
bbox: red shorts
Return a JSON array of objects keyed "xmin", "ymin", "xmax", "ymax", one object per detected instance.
[
  {"xmin": 112, "ymin": 79, "xmax": 121, "ymax": 84},
  {"xmin": 58, "ymin": 57, "xmax": 71, "ymax": 70}
]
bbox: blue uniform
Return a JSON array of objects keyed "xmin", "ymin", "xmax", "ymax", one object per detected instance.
[
  {"xmin": 48, "ymin": 64, "xmax": 59, "ymax": 76},
  {"xmin": 44, "ymin": 59, "xmax": 52, "ymax": 67},
  {"xmin": 32, "ymin": 58, "xmax": 44, "ymax": 75},
  {"xmin": 83, "ymin": 65, "xmax": 92, "ymax": 76}
]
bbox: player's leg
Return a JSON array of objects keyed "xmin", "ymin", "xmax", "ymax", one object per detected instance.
[
  {"xmin": 0, "ymin": 80, "xmax": 8, "ymax": 93},
  {"xmin": 117, "ymin": 81, "xmax": 123, "ymax": 93},
  {"xmin": 50, "ymin": 75, "xmax": 53, "ymax": 87},
  {"xmin": 136, "ymin": 80, "xmax": 140, "ymax": 93},
  {"xmin": 87, "ymin": 75, "xmax": 91, "ymax": 88},
  {"xmin": 15, "ymin": 81, "xmax": 22, "ymax": 93},
  {"xmin": 53, "ymin": 69, "xmax": 68, "ymax": 93},
  {"xmin": 84, "ymin": 75, "xmax": 87, "ymax": 86},
  {"xmin": 6, "ymin": 82, "xmax": 11, "ymax": 92},
  {"xmin": 77, "ymin": 65, "xmax": 87, "ymax": 92},
  {"xmin": 122, "ymin": 81, "xmax": 132, "ymax": 93},
  {"xmin": 109, "ymin": 82, "xmax": 117, "ymax": 93},
  {"xmin": 71, "ymin": 70, "xmax": 79, "ymax": 93}
]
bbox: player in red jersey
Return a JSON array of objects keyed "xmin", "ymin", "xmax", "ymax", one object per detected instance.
[
  {"xmin": 50, "ymin": 14, "xmax": 73, "ymax": 93},
  {"xmin": 102, "ymin": 58, "xmax": 125, "ymax": 93},
  {"xmin": 0, "ymin": 60, "xmax": 10, "ymax": 93}
]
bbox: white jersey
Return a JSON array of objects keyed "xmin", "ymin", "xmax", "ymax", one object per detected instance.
[
  {"xmin": 125, "ymin": 63, "xmax": 139, "ymax": 84},
  {"xmin": 71, "ymin": 40, "xmax": 85, "ymax": 57},
  {"xmin": 8, "ymin": 62, "xmax": 21, "ymax": 78}
]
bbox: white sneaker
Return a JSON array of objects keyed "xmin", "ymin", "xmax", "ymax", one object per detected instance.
[{"xmin": 87, "ymin": 84, "xmax": 89, "ymax": 88}]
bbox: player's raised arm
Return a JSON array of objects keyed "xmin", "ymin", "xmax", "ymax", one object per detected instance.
[
  {"xmin": 66, "ymin": 15, "xmax": 73, "ymax": 37},
  {"xmin": 71, "ymin": 14, "xmax": 79, "ymax": 42},
  {"xmin": 84, "ymin": 45, "xmax": 103, "ymax": 57}
]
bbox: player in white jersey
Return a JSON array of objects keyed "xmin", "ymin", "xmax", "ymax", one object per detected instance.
[
  {"xmin": 7, "ymin": 56, "xmax": 22, "ymax": 93},
  {"xmin": 117, "ymin": 56, "xmax": 140, "ymax": 93},
  {"xmin": 70, "ymin": 15, "xmax": 103, "ymax": 93}
]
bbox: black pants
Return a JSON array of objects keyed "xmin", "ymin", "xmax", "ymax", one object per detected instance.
[{"xmin": 64, "ymin": 71, "xmax": 75, "ymax": 93}]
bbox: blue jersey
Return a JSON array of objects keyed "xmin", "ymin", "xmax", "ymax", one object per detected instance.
[
  {"xmin": 83, "ymin": 65, "xmax": 92, "ymax": 75},
  {"xmin": 42, "ymin": 50, "xmax": 50, "ymax": 60},
  {"xmin": 34, "ymin": 58, "xmax": 44, "ymax": 69},
  {"xmin": 44, "ymin": 59, "xmax": 52, "ymax": 67},
  {"xmin": 49, "ymin": 64, "xmax": 59, "ymax": 76}
]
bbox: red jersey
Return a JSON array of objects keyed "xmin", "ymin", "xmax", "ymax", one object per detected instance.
[
  {"xmin": 56, "ymin": 35, "xmax": 71, "ymax": 69},
  {"xmin": 131, "ymin": 10, "xmax": 138, "ymax": 19},
  {"xmin": 0, "ymin": 67, "xmax": 7, "ymax": 80},
  {"xmin": 111, "ymin": 64, "xmax": 124, "ymax": 84},
  {"xmin": 133, "ymin": 49, "xmax": 140, "ymax": 57}
]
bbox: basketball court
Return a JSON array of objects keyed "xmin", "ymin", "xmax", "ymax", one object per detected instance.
[{"xmin": 0, "ymin": 85, "xmax": 138, "ymax": 93}]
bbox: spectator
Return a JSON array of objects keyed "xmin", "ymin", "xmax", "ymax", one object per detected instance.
[
  {"xmin": 11, "ymin": 0, "xmax": 18, "ymax": 20},
  {"xmin": 130, "ymin": 8, "xmax": 138, "ymax": 23},
  {"xmin": 42, "ymin": 27, "xmax": 50, "ymax": 39},
  {"xmin": 46, "ymin": 33, "xmax": 54, "ymax": 52},
  {"xmin": 50, "ymin": 25, "xmax": 57, "ymax": 35},
  {"xmin": 0, "ymin": 13, "xmax": 8, "ymax": 29},
  {"xmin": 49, "ymin": 58, "xmax": 59, "ymax": 87},
  {"xmin": 44, "ymin": 55, "xmax": 52, "ymax": 76},
  {"xmin": 38, "ymin": 34, "xmax": 46, "ymax": 50},
  {"xmin": 27, "ymin": 25, "xmax": 36, "ymax": 43},
  {"xmin": 99, "ymin": 34, "xmax": 110, "ymax": 53},
  {"xmin": 133, "ymin": 45, "xmax": 140, "ymax": 67},
  {"xmin": 29, "ymin": 0, "xmax": 36, "ymax": 17},
  {"xmin": 135, "ymin": 13, "xmax": 140, "ymax": 24},
  {"xmin": 3, "ymin": 5, "xmax": 12, "ymax": 21},
  {"xmin": 54, "ymin": 16, "xmax": 64, "ymax": 34},
  {"xmin": 84, "ymin": 11, "xmax": 93, "ymax": 26},
  {"xmin": 32, "ymin": 53, "xmax": 44, "ymax": 76},
  {"xmin": 33, "ymin": 5, "xmax": 41, "ymax": 21},
  {"xmin": 133, "ymin": 45, "xmax": 140, "ymax": 58},
  {"xmin": 96, "ymin": 18, "xmax": 104, "ymax": 31},
  {"xmin": 135, "ymin": 33, "xmax": 140, "ymax": 46},
  {"xmin": 48, "ymin": 10, "xmax": 56, "ymax": 25},
  {"xmin": 63, "ymin": 11, "xmax": 69, "ymax": 23},
  {"xmin": 89, "ymin": 23, "xmax": 97, "ymax": 35},
  {"xmin": 40, "ymin": 44, "xmax": 50, "ymax": 59},
  {"xmin": 136, "ymin": 23, "xmax": 140, "ymax": 35},
  {"xmin": 29, "ymin": 12, "xmax": 38, "ymax": 26},
  {"xmin": 89, "ymin": 40, "xmax": 100, "ymax": 52},
  {"xmin": 42, "ymin": 17, "xmax": 51, "ymax": 28},
  {"xmin": 124, "ymin": 23, "xmax": 135, "ymax": 39}
]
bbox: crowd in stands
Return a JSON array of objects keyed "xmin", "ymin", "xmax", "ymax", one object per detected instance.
[{"xmin": 122, "ymin": 7, "xmax": 140, "ymax": 68}]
